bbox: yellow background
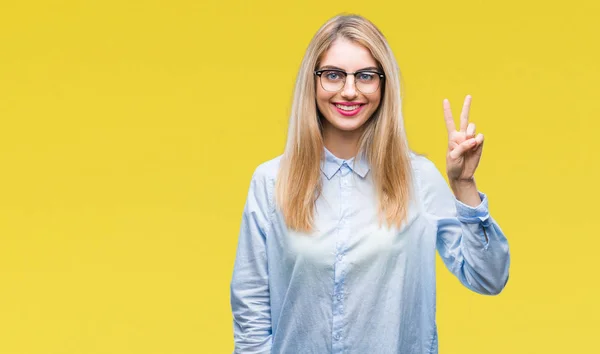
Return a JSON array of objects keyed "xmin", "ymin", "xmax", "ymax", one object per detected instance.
[{"xmin": 0, "ymin": 0, "xmax": 598, "ymax": 353}]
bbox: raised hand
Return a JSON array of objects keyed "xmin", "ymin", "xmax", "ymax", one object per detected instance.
[{"xmin": 443, "ymin": 95, "xmax": 484, "ymax": 183}]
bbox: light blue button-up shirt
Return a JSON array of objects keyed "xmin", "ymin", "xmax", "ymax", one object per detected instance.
[{"xmin": 231, "ymin": 148, "xmax": 510, "ymax": 354}]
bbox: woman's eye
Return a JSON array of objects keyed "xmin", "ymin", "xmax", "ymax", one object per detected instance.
[
  {"xmin": 358, "ymin": 73, "xmax": 375, "ymax": 81},
  {"xmin": 325, "ymin": 72, "xmax": 340, "ymax": 80}
]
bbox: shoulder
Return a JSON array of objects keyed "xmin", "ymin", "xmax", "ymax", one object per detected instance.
[
  {"xmin": 251, "ymin": 154, "xmax": 283, "ymax": 183},
  {"xmin": 409, "ymin": 151, "xmax": 444, "ymax": 183},
  {"xmin": 246, "ymin": 154, "xmax": 283, "ymax": 206},
  {"xmin": 242, "ymin": 154, "xmax": 283, "ymax": 221},
  {"xmin": 408, "ymin": 151, "xmax": 455, "ymax": 215}
]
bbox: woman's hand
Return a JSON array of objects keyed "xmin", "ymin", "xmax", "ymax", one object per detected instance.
[{"xmin": 443, "ymin": 95, "xmax": 484, "ymax": 183}]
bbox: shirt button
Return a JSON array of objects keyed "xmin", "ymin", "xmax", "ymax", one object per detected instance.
[
  {"xmin": 334, "ymin": 333, "xmax": 341, "ymax": 341},
  {"xmin": 337, "ymin": 293, "xmax": 343, "ymax": 301},
  {"xmin": 337, "ymin": 253, "xmax": 344, "ymax": 261}
]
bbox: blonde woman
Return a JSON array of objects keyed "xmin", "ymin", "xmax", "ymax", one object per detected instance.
[{"xmin": 230, "ymin": 14, "xmax": 510, "ymax": 354}]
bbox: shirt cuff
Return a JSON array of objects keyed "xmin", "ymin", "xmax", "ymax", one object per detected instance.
[{"xmin": 455, "ymin": 191, "xmax": 491, "ymax": 226}]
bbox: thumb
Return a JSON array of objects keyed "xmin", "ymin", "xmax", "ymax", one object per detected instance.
[{"xmin": 449, "ymin": 138, "xmax": 477, "ymax": 159}]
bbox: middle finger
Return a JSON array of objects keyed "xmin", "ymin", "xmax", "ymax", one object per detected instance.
[{"xmin": 459, "ymin": 95, "xmax": 472, "ymax": 132}]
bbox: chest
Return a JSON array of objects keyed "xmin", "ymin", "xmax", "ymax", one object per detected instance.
[{"xmin": 270, "ymin": 176, "xmax": 434, "ymax": 271}]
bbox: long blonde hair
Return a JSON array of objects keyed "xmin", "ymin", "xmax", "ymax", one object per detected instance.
[{"xmin": 275, "ymin": 14, "xmax": 413, "ymax": 233}]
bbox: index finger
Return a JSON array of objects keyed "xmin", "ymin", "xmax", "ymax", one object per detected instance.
[{"xmin": 443, "ymin": 99, "xmax": 456, "ymax": 134}]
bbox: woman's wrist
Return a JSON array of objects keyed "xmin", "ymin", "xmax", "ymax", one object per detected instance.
[{"xmin": 449, "ymin": 178, "xmax": 481, "ymax": 207}]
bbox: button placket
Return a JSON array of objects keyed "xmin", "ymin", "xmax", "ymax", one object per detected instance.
[{"xmin": 333, "ymin": 163, "xmax": 353, "ymax": 353}]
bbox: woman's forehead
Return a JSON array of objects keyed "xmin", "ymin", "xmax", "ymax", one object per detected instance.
[{"xmin": 319, "ymin": 38, "xmax": 378, "ymax": 71}]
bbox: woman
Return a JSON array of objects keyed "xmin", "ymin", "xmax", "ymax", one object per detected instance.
[{"xmin": 230, "ymin": 14, "xmax": 510, "ymax": 354}]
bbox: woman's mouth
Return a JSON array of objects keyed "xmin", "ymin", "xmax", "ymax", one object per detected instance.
[{"xmin": 333, "ymin": 103, "xmax": 365, "ymax": 117}]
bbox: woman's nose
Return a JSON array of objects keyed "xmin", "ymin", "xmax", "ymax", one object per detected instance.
[{"xmin": 340, "ymin": 75, "xmax": 358, "ymax": 100}]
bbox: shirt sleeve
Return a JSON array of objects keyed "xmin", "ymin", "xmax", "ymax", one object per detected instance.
[
  {"xmin": 418, "ymin": 158, "xmax": 511, "ymax": 295},
  {"xmin": 230, "ymin": 167, "xmax": 273, "ymax": 353}
]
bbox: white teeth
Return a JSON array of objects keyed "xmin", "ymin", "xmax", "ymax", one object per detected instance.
[{"xmin": 335, "ymin": 104, "xmax": 361, "ymax": 111}]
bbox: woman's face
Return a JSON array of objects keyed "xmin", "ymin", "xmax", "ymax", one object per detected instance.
[{"xmin": 316, "ymin": 37, "xmax": 382, "ymax": 136}]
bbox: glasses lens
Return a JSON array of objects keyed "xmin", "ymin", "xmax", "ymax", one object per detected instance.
[
  {"xmin": 320, "ymin": 70, "xmax": 345, "ymax": 92},
  {"xmin": 355, "ymin": 72, "xmax": 381, "ymax": 94}
]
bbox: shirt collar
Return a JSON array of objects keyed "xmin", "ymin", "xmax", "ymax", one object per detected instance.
[{"xmin": 320, "ymin": 146, "xmax": 370, "ymax": 180}]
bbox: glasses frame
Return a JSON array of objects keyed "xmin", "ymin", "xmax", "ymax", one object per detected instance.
[{"xmin": 314, "ymin": 69, "xmax": 385, "ymax": 94}]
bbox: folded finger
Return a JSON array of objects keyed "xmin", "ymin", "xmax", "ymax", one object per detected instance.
[
  {"xmin": 466, "ymin": 122, "xmax": 476, "ymax": 138},
  {"xmin": 449, "ymin": 138, "xmax": 477, "ymax": 159}
]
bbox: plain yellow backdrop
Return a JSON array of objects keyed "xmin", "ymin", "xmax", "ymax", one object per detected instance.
[{"xmin": 0, "ymin": 0, "xmax": 598, "ymax": 353}]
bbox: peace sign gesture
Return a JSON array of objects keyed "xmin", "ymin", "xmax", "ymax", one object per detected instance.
[{"xmin": 443, "ymin": 95, "xmax": 485, "ymax": 183}]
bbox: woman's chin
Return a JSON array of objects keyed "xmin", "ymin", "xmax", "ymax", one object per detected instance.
[
  {"xmin": 320, "ymin": 109, "xmax": 370, "ymax": 134},
  {"xmin": 330, "ymin": 120, "xmax": 365, "ymax": 133}
]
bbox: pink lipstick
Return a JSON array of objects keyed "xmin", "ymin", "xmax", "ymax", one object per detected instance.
[{"xmin": 332, "ymin": 102, "xmax": 365, "ymax": 117}]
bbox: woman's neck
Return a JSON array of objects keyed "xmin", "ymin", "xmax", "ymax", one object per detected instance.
[{"xmin": 322, "ymin": 125, "xmax": 363, "ymax": 160}]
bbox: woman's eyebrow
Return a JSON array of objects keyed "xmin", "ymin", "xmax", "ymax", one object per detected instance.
[
  {"xmin": 319, "ymin": 65, "xmax": 380, "ymax": 71},
  {"xmin": 319, "ymin": 65, "xmax": 344, "ymax": 70},
  {"xmin": 357, "ymin": 66, "xmax": 379, "ymax": 71}
]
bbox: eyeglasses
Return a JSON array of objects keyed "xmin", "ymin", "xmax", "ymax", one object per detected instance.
[{"xmin": 314, "ymin": 69, "xmax": 385, "ymax": 94}]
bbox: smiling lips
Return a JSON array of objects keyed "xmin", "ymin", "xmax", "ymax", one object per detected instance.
[{"xmin": 333, "ymin": 102, "xmax": 365, "ymax": 117}]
